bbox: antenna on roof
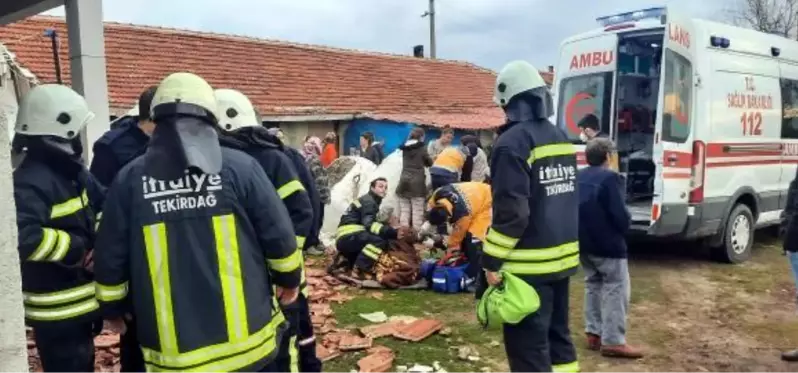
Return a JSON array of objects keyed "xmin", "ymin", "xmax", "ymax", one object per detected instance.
[{"xmin": 43, "ymin": 29, "xmax": 62, "ymax": 84}]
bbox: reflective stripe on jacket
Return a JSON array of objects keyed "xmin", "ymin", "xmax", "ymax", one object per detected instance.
[{"xmin": 94, "ymin": 147, "xmax": 299, "ymax": 372}]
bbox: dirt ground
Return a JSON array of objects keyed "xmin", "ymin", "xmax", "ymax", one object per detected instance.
[{"xmin": 327, "ymin": 235, "xmax": 798, "ymax": 372}]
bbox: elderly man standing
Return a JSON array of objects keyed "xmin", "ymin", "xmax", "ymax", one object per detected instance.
[{"xmin": 577, "ymin": 137, "xmax": 642, "ymax": 359}]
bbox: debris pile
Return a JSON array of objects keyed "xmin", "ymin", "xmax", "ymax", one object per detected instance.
[{"xmin": 26, "ymin": 327, "xmax": 121, "ymax": 372}]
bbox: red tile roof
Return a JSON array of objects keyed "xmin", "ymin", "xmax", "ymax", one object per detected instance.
[{"xmin": 0, "ymin": 16, "xmax": 514, "ymax": 129}]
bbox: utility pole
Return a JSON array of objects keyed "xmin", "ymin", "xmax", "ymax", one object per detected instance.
[{"xmin": 421, "ymin": 0, "xmax": 436, "ymax": 58}]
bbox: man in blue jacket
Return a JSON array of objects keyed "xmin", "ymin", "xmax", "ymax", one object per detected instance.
[{"xmin": 577, "ymin": 137, "xmax": 642, "ymax": 359}]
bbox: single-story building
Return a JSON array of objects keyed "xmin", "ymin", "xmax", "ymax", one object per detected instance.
[{"xmin": 0, "ymin": 15, "xmax": 555, "ymax": 155}]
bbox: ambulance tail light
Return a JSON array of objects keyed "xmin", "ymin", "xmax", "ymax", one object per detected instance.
[{"xmin": 689, "ymin": 140, "xmax": 705, "ymax": 204}]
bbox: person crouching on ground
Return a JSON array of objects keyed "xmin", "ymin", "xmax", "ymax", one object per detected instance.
[{"xmin": 577, "ymin": 137, "xmax": 643, "ymax": 359}]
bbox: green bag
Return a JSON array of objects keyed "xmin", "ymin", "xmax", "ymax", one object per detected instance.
[{"xmin": 476, "ymin": 272, "xmax": 540, "ymax": 328}]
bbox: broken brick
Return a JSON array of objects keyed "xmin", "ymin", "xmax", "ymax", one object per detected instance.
[
  {"xmin": 306, "ymin": 268, "xmax": 328, "ymax": 278},
  {"xmin": 360, "ymin": 320, "xmax": 407, "ymax": 339},
  {"xmin": 357, "ymin": 348, "xmax": 395, "ymax": 373},
  {"xmin": 316, "ymin": 344, "xmax": 342, "ymax": 362},
  {"xmin": 367, "ymin": 345, "xmax": 393, "ymax": 355},
  {"xmin": 94, "ymin": 333, "xmax": 120, "ymax": 349},
  {"xmin": 393, "ymin": 319, "xmax": 443, "ymax": 342},
  {"xmin": 339, "ymin": 334, "xmax": 373, "ymax": 351},
  {"xmin": 324, "ymin": 276, "xmax": 343, "ymax": 286}
]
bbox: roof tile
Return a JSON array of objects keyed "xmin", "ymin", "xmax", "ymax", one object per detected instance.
[{"xmin": 0, "ymin": 16, "xmax": 513, "ymax": 129}]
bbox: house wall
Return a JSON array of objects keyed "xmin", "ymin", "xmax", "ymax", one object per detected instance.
[{"xmin": 0, "ymin": 60, "xmax": 26, "ymax": 372}]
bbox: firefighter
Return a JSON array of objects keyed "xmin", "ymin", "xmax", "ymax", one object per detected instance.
[
  {"xmin": 426, "ymin": 182, "xmax": 492, "ymax": 278},
  {"xmin": 89, "ymin": 86, "xmax": 157, "ymax": 373},
  {"xmin": 214, "ymin": 88, "xmax": 321, "ymax": 373},
  {"xmin": 335, "ymin": 178, "xmax": 403, "ymax": 273},
  {"xmin": 90, "ymin": 86, "xmax": 157, "ymax": 187},
  {"xmin": 93, "ymin": 72, "xmax": 301, "ymax": 372},
  {"xmin": 483, "ymin": 61, "xmax": 580, "ymax": 372},
  {"xmin": 429, "ymin": 140, "xmax": 479, "ymax": 190},
  {"xmin": 12, "ymin": 84, "xmax": 102, "ymax": 372}
]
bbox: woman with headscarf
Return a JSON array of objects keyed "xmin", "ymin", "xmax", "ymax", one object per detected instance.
[
  {"xmin": 302, "ymin": 136, "xmax": 331, "ymax": 255},
  {"xmin": 320, "ymin": 132, "xmax": 338, "ymax": 167}
]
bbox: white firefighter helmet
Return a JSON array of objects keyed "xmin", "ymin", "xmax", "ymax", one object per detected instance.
[
  {"xmin": 150, "ymin": 72, "xmax": 218, "ymax": 121},
  {"xmin": 494, "ymin": 60, "xmax": 548, "ymax": 107},
  {"xmin": 214, "ymin": 89, "xmax": 260, "ymax": 131},
  {"xmin": 15, "ymin": 84, "xmax": 95, "ymax": 140}
]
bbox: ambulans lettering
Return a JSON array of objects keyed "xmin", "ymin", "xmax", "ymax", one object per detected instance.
[
  {"xmin": 142, "ymin": 172, "xmax": 222, "ymax": 214},
  {"xmin": 539, "ymin": 163, "xmax": 577, "ymax": 197},
  {"xmin": 669, "ymin": 24, "xmax": 690, "ymax": 49},
  {"xmin": 569, "ymin": 51, "xmax": 614, "ymax": 70},
  {"xmin": 784, "ymin": 143, "xmax": 798, "ymax": 156}
]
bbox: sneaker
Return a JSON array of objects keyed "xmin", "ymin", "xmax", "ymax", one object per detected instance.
[
  {"xmin": 306, "ymin": 245, "xmax": 326, "ymax": 257},
  {"xmin": 586, "ymin": 333, "xmax": 601, "ymax": 351},
  {"xmin": 782, "ymin": 349, "xmax": 798, "ymax": 361},
  {"xmin": 601, "ymin": 344, "xmax": 644, "ymax": 359}
]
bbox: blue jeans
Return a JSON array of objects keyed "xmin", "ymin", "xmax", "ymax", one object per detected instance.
[{"xmin": 788, "ymin": 252, "xmax": 798, "ymax": 298}]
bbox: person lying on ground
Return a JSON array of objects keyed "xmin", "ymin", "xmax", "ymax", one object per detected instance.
[{"xmin": 577, "ymin": 137, "xmax": 643, "ymax": 359}]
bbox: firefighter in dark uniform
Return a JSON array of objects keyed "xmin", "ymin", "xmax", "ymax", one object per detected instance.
[
  {"xmin": 482, "ymin": 61, "xmax": 580, "ymax": 372},
  {"xmin": 335, "ymin": 178, "xmax": 400, "ymax": 273},
  {"xmin": 93, "ymin": 72, "xmax": 301, "ymax": 372},
  {"xmin": 214, "ymin": 88, "xmax": 321, "ymax": 372},
  {"xmin": 90, "ymin": 86, "xmax": 157, "ymax": 187},
  {"xmin": 12, "ymin": 84, "xmax": 103, "ymax": 372},
  {"xmin": 89, "ymin": 86, "xmax": 157, "ymax": 373}
]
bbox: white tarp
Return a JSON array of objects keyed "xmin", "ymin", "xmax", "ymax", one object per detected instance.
[{"xmin": 320, "ymin": 150, "xmax": 431, "ymax": 246}]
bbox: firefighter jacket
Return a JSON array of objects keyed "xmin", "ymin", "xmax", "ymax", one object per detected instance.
[
  {"xmin": 94, "ymin": 147, "xmax": 301, "ymax": 372},
  {"xmin": 482, "ymin": 118, "xmax": 580, "ymax": 283},
  {"xmin": 90, "ymin": 116, "xmax": 149, "ymax": 187},
  {"xmin": 336, "ymin": 191, "xmax": 397, "ymax": 241},
  {"xmin": 219, "ymin": 128, "xmax": 315, "ymax": 298},
  {"xmin": 431, "ymin": 147, "xmax": 467, "ymax": 175},
  {"xmin": 14, "ymin": 154, "xmax": 103, "ymax": 328},
  {"xmin": 428, "ymin": 182, "xmax": 492, "ymax": 250}
]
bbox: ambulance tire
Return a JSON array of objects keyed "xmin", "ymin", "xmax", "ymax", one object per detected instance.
[{"xmin": 712, "ymin": 204, "xmax": 754, "ymax": 264}]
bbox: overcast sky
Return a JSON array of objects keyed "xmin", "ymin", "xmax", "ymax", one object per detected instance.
[{"xmin": 45, "ymin": 0, "xmax": 735, "ymax": 71}]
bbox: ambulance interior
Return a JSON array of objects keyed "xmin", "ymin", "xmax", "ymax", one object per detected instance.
[{"xmin": 614, "ymin": 31, "xmax": 663, "ymax": 211}]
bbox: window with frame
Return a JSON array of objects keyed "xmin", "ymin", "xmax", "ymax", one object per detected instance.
[
  {"xmin": 556, "ymin": 72, "xmax": 613, "ymax": 142},
  {"xmin": 661, "ymin": 49, "xmax": 692, "ymax": 143},
  {"xmin": 780, "ymin": 78, "xmax": 798, "ymax": 139}
]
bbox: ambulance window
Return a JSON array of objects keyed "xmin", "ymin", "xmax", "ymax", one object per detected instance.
[
  {"xmin": 780, "ymin": 78, "xmax": 798, "ymax": 139},
  {"xmin": 556, "ymin": 72, "xmax": 613, "ymax": 141},
  {"xmin": 661, "ymin": 50, "xmax": 692, "ymax": 143}
]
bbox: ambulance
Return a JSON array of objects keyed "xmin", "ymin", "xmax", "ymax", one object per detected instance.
[{"xmin": 553, "ymin": 7, "xmax": 798, "ymax": 263}]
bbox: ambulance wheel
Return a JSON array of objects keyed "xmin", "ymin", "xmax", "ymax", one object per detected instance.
[{"xmin": 712, "ymin": 204, "xmax": 754, "ymax": 264}]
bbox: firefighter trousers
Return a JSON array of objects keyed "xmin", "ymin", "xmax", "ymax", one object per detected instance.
[
  {"xmin": 276, "ymin": 294, "xmax": 322, "ymax": 372},
  {"xmin": 33, "ymin": 321, "xmax": 95, "ymax": 372},
  {"xmin": 336, "ymin": 232, "xmax": 387, "ymax": 272},
  {"xmin": 120, "ymin": 318, "xmax": 145, "ymax": 372},
  {"xmin": 503, "ymin": 277, "xmax": 578, "ymax": 372}
]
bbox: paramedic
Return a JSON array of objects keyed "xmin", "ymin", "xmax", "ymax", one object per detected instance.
[
  {"xmin": 430, "ymin": 140, "xmax": 479, "ymax": 190},
  {"xmin": 426, "ymin": 182, "xmax": 492, "ymax": 278},
  {"xmin": 12, "ymin": 84, "xmax": 102, "ymax": 372},
  {"xmin": 90, "ymin": 86, "xmax": 157, "ymax": 187},
  {"xmin": 93, "ymin": 72, "xmax": 301, "ymax": 372},
  {"xmin": 214, "ymin": 88, "xmax": 321, "ymax": 372},
  {"xmin": 578, "ymin": 138, "xmax": 642, "ymax": 359},
  {"xmin": 336, "ymin": 178, "xmax": 403, "ymax": 273},
  {"xmin": 484, "ymin": 60, "xmax": 580, "ymax": 372},
  {"xmin": 578, "ymin": 114, "xmax": 618, "ymax": 172}
]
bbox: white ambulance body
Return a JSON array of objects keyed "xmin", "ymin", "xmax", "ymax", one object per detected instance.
[{"xmin": 552, "ymin": 7, "xmax": 798, "ymax": 263}]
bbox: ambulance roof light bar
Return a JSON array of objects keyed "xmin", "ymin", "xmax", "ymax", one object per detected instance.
[{"xmin": 596, "ymin": 7, "xmax": 667, "ymax": 27}]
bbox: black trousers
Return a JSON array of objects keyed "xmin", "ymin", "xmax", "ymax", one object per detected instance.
[
  {"xmin": 275, "ymin": 294, "xmax": 322, "ymax": 372},
  {"xmin": 503, "ymin": 277, "xmax": 578, "ymax": 372},
  {"xmin": 33, "ymin": 321, "xmax": 95, "ymax": 372},
  {"xmin": 306, "ymin": 201, "xmax": 325, "ymax": 250},
  {"xmin": 120, "ymin": 318, "xmax": 145, "ymax": 372},
  {"xmin": 430, "ymin": 171, "xmax": 457, "ymax": 191},
  {"xmin": 336, "ymin": 232, "xmax": 387, "ymax": 271}
]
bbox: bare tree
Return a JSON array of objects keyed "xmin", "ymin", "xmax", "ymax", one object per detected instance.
[{"xmin": 728, "ymin": 0, "xmax": 798, "ymax": 38}]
